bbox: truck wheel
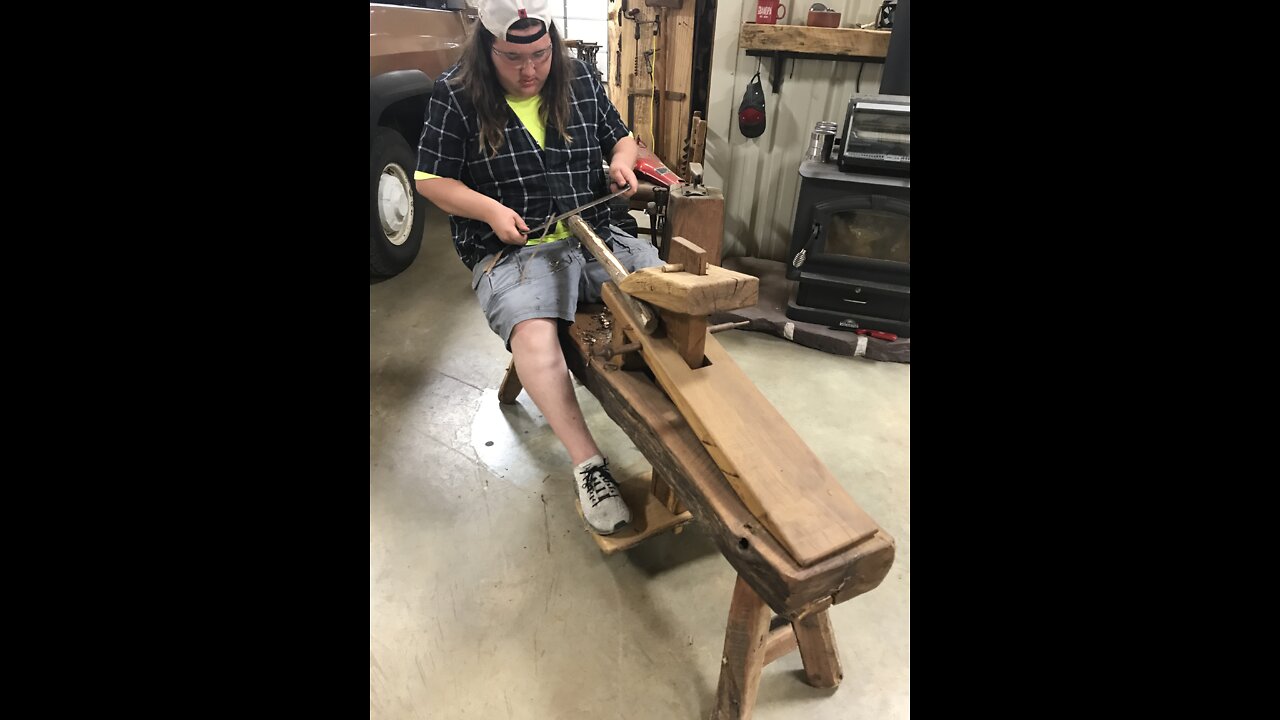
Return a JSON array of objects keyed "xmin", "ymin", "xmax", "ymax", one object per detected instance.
[{"xmin": 370, "ymin": 128, "xmax": 427, "ymax": 278}]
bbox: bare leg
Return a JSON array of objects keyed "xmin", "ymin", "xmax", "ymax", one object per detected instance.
[{"xmin": 508, "ymin": 318, "xmax": 600, "ymax": 465}]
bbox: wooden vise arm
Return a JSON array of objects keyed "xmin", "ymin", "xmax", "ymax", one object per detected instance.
[{"xmin": 565, "ymin": 214, "xmax": 660, "ymax": 335}]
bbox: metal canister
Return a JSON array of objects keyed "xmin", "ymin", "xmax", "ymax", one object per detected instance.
[{"xmin": 804, "ymin": 121, "xmax": 838, "ymax": 162}]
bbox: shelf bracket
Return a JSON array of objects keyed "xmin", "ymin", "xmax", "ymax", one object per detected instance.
[{"xmin": 769, "ymin": 52, "xmax": 785, "ymax": 94}]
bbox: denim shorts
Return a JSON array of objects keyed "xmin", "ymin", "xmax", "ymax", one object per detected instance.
[{"xmin": 471, "ymin": 225, "xmax": 662, "ymax": 349}]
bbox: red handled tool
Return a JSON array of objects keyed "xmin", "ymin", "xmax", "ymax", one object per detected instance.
[{"xmin": 634, "ymin": 140, "xmax": 680, "ymax": 188}]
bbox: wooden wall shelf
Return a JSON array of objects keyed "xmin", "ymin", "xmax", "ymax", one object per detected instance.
[
  {"xmin": 740, "ymin": 23, "xmax": 891, "ymax": 92},
  {"xmin": 740, "ymin": 23, "xmax": 891, "ymax": 59}
]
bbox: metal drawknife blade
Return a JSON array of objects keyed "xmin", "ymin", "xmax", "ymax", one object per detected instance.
[{"xmin": 530, "ymin": 183, "xmax": 630, "ymax": 240}]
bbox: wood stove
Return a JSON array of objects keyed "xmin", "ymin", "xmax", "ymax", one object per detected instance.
[{"xmin": 786, "ymin": 160, "xmax": 910, "ymax": 337}]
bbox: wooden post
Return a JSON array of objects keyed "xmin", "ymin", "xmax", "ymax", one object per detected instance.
[
  {"xmin": 664, "ymin": 184, "xmax": 725, "ymax": 266},
  {"xmin": 712, "ymin": 575, "xmax": 772, "ymax": 720},
  {"xmin": 793, "ymin": 609, "xmax": 843, "ymax": 688},
  {"xmin": 657, "ymin": 3, "xmax": 695, "ymax": 168},
  {"xmin": 662, "ymin": 237, "xmax": 709, "ymax": 368},
  {"xmin": 712, "ymin": 581, "xmax": 842, "ymax": 718}
]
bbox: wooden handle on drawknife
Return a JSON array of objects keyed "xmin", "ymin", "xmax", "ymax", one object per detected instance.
[{"xmin": 565, "ymin": 215, "xmax": 659, "ymax": 335}]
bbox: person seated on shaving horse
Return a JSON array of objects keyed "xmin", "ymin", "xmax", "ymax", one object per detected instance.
[{"xmin": 415, "ymin": 0, "xmax": 663, "ymax": 535}]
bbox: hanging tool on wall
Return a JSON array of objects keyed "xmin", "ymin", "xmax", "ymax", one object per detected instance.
[
  {"xmin": 615, "ymin": 37, "xmax": 623, "ymax": 86},
  {"xmin": 614, "ymin": 0, "xmax": 626, "ymax": 87},
  {"xmin": 623, "ymin": 6, "xmax": 660, "ymax": 135}
]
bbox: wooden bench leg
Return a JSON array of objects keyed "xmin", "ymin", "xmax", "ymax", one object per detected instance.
[
  {"xmin": 497, "ymin": 358, "xmax": 522, "ymax": 404},
  {"xmin": 712, "ymin": 575, "xmax": 771, "ymax": 720},
  {"xmin": 711, "ymin": 578, "xmax": 845, "ymax": 719},
  {"xmin": 794, "ymin": 609, "xmax": 842, "ymax": 688}
]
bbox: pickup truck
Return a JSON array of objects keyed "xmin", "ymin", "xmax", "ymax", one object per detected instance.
[{"xmin": 370, "ymin": 2, "xmax": 473, "ymax": 279}]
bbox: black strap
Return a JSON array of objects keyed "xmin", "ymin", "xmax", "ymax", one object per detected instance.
[{"xmin": 505, "ymin": 22, "xmax": 547, "ymax": 44}]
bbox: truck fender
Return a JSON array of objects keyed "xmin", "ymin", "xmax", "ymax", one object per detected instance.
[{"xmin": 370, "ymin": 69, "xmax": 433, "ymax": 131}]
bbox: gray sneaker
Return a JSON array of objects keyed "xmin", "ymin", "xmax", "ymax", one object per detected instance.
[{"xmin": 573, "ymin": 455, "xmax": 631, "ymax": 535}]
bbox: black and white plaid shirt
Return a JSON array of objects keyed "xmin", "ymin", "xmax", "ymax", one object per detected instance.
[{"xmin": 417, "ymin": 57, "xmax": 631, "ymax": 270}]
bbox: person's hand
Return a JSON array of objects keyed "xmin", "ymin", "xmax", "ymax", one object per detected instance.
[
  {"xmin": 608, "ymin": 161, "xmax": 639, "ymax": 199},
  {"xmin": 488, "ymin": 206, "xmax": 531, "ymax": 246}
]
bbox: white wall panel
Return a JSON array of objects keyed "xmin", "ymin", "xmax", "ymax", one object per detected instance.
[{"xmin": 707, "ymin": 0, "xmax": 891, "ymax": 260}]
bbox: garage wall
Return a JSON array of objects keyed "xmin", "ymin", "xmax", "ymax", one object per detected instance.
[
  {"xmin": 705, "ymin": 0, "xmax": 896, "ymax": 261},
  {"xmin": 557, "ymin": 1, "xmax": 611, "ymax": 79}
]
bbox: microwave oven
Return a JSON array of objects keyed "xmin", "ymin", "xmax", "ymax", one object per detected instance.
[{"xmin": 838, "ymin": 95, "xmax": 909, "ymax": 177}]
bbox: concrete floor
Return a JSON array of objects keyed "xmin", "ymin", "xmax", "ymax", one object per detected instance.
[{"xmin": 370, "ymin": 205, "xmax": 910, "ymax": 719}]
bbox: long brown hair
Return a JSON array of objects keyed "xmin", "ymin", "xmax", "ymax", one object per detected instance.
[{"xmin": 451, "ymin": 19, "xmax": 573, "ymax": 157}]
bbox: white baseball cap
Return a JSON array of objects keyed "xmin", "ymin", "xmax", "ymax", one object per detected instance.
[{"xmin": 479, "ymin": 0, "xmax": 554, "ymax": 43}]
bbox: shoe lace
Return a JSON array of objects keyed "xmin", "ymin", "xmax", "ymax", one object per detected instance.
[{"xmin": 580, "ymin": 463, "xmax": 622, "ymax": 508}]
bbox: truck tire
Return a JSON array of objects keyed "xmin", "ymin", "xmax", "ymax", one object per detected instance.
[{"xmin": 370, "ymin": 128, "xmax": 427, "ymax": 278}]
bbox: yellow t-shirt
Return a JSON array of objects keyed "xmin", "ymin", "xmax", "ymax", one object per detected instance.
[{"xmin": 415, "ymin": 94, "xmax": 570, "ymax": 244}]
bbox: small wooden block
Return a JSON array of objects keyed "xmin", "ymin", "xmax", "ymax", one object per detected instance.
[
  {"xmin": 575, "ymin": 470, "xmax": 694, "ymax": 554},
  {"xmin": 651, "ymin": 468, "xmax": 685, "ymax": 515},
  {"xmin": 669, "ymin": 236, "xmax": 708, "ymax": 276}
]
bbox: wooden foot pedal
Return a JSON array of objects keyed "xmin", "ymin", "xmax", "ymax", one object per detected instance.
[{"xmin": 573, "ymin": 470, "xmax": 694, "ymax": 554}]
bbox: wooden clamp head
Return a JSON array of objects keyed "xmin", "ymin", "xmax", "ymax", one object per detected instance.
[{"xmin": 617, "ymin": 241, "xmax": 758, "ymax": 317}]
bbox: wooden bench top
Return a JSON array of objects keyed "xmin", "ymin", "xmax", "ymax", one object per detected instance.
[
  {"xmin": 602, "ymin": 283, "xmax": 881, "ymax": 568},
  {"xmin": 564, "ymin": 305, "xmax": 895, "ymax": 618}
]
